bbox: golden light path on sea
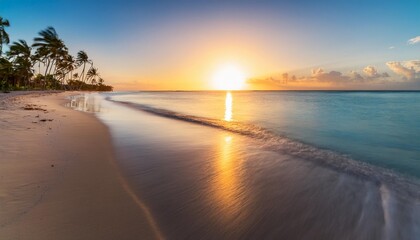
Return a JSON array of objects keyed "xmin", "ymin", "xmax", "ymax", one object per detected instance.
[{"xmin": 224, "ymin": 92, "xmax": 233, "ymax": 121}]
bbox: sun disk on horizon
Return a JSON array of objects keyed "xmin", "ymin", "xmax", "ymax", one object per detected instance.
[{"xmin": 212, "ymin": 64, "xmax": 246, "ymax": 90}]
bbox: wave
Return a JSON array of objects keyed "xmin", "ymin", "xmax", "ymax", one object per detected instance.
[{"xmin": 108, "ymin": 97, "xmax": 420, "ymax": 200}]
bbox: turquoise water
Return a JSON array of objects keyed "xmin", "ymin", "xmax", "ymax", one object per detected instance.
[
  {"xmin": 109, "ymin": 91, "xmax": 420, "ymax": 179},
  {"xmin": 69, "ymin": 91, "xmax": 420, "ymax": 239}
]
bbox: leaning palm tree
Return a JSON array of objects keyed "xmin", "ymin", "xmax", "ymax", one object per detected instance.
[
  {"xmin": 33, "ymin": 26, "xmax": 67, "ymax": 88},
  {"xmin": 55, "ymin": 52, "xmax": 76, "ymax": 88},
  {"xmin": 8, "ymin": 40, "xmax": 32, "ymax": 60},
  {"xmin": 33, "ymin": 27, "xmax": 66, "ymax": 74},
  {"xmin": 0, "ymin": 16, "xmax": 10, "ymax": 57},
  {"xmin": 7, "ymin": 40, "xmax": 33, "ymax": 87},
  {"xmin": 76, "ymin": 50, "xmax": 91, "ymax": 83},
  {"xmin": 32, "ymin": 47, "xmax": 48, "ymax": 75},
  {"xmin": 33, "ymin": 27, "xmax": 56, "ymax": 77},
  {"xmin": 63, "ymin": 54, "xmax": 76, "ymax": 84}
]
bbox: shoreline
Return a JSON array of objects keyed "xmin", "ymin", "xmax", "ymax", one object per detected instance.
[
  {"xmin": 87, "ymin": 92, "xmax": 420, "ymax": 239},
  {"xmin": 0, "ymin": 91, "xmax": 160, "ymax": 240}
]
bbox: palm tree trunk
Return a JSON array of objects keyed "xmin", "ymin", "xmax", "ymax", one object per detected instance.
[
  {"xmin": 48, "ymin": 59, "xmax": 55, "ymax": 76},
  {"xmin": 44, "ymin": 59, "xmax": 51, "ymax": 89},
  {"xmin": 81, "ymin": 62, "xmax": 86, "ymax": 82},
  {"xmin": 44, "ymin": 59, "xmax": 50, "ymax": 77}
]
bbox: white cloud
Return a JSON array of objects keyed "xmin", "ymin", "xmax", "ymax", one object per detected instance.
[
  {"xmin": 408, "ymin": 36, "xmax": 420, "ymax": 45},
  {"xmin": 405, "ymin": 60, "xmax": 420, "ymax": 71},
  {"xmin": 362, "ymin": 65, "xmax": 389, "ymax": 78},
  {"xmin": 363, "ymin": 66, "xmax": 379, "ymax": 77},
  {"xmin": 386, "ymin": 61, "xmax": 420, "ymax": 80},
  {"xmin": 389, "ymin": 46, "xmax": 395, "ymax": 49}
]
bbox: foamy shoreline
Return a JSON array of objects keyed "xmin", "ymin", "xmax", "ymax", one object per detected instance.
[
  {"xmin": 90, "ymin": 92, "xmax": 420, "ymax": 239},
  {"xmin": 0, "ymin": 91, "xmax": 159, "ymax": 240}
]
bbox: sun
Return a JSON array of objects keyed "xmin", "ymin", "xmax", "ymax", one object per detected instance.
[{"xmin": 212, "ymin": 63, "xmax": 246, "ymax": 90}]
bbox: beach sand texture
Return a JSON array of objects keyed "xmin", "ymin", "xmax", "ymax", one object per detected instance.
[{"xmin": 0, "ymin": 92, "xmax": 159, "ymax": 240}]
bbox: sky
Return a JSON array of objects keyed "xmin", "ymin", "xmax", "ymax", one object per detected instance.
[{"xmin": 1, "ymin": 0, "xmax": 420, "ymax": 90}]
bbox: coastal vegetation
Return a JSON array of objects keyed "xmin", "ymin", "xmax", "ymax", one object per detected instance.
[{"xmin": 0, "ymin": 16, "xmax": 113, "ymax": 92}]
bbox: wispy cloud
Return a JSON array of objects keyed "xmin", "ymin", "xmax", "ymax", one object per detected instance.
[
  {"xmin": 408, "ymin": 36, "xmax": 420, "ymax": 45},
  {"xmin": 388, "ymin": 46, "xmax": 395, "ymax": 50}
]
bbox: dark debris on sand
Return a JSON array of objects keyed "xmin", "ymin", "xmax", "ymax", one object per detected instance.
[{"xmin": 22, "ymin": 104, "xmax": 47, "ymax": 112}]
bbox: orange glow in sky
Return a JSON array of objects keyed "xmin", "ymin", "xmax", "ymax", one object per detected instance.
[{"xmin": 4, "ymin": 1, "xmax": 418, "ymax": 90}]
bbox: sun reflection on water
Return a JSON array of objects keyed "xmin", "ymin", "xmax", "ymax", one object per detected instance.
[
  {"xmin": 224, "ymin": 92, "xmax": 232, "ymax": 121},
  {"xmin": 211, "ymin": 134, "xmax": 247, "ymax": 224}
]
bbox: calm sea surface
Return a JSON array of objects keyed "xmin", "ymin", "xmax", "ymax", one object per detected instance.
[
  {"xmin": 69, "ymin": 91, "xmax": 420, "ymax": 239},
  {"xmin": 108, "ymin": 91, "xmax": 420, "ymax": 178}
]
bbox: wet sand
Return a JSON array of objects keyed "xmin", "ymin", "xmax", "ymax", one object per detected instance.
[{"xmin": 0, "ymin": 92, "xmax": 160, "ymax": 240}]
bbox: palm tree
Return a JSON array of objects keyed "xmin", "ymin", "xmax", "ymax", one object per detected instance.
[
  {"xmin": 0, "ymin": 21, "xmax": 111, "ymax": 91},
  {"xmin": 86, "ymin": 67, "xmax": 99, "ymax": 85},
  {"xmin": 76, "ymin": 50, "xmax": 90, "ymax": 82},
  {"xmin": 0, "ymin": 16, "xmax": 10, "ymax": 57},
  {"xmin": 33, "ymin": 27, "xmax": 67, "ymax": 88},
  {"xmin": 63, "ymin": 54, "xmax": 76, "ymax": 83},
  {"xmin": 7, "ymin": 40, "xmax": 33, "ymax": 87},
  {"xmin": 9, "ymin": 40, "xmax": 32, "ymax": 59},
  {"xmin": 0, "ymin": 58, "xmax": 13, "ymax": 91},
  {"xmin": 56, "ymin": 52, "xmax": 76, "ymax": 88},
  {"xmin": 33, "ymin": 28, "xmax": 65, "ymax": 72},
  {"xmin": 32, "ymin": 47, "xmax": 47, "ymax": 75},
  {"xmin": 67, "ymin": 72, "xmax": 80, "ymax": 90}
]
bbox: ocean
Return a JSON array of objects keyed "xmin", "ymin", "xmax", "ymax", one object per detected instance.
[{"xmin": 69, "ymin": 91, "xmax": 420, "ymax": 239}]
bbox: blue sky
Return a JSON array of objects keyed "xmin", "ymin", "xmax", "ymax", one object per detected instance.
[{"xmin": 1, "ymin": 0, "xmax": 420, "ymax": 89}]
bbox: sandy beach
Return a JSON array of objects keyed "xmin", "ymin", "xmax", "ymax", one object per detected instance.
[{"xmin": 0, "ymin": 92, "xmax": 160, "ymax": 240}]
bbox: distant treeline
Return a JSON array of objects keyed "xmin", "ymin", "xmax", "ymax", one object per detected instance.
[{"xmin": 0, "ymin": 16, "xmax": 113, "ymax": 92}]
